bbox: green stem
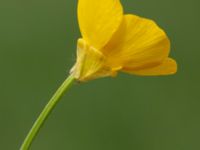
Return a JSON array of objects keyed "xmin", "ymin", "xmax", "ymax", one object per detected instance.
[{"xmin": 20, "ymin": 75, "xmax": 75, "ymax": 150}]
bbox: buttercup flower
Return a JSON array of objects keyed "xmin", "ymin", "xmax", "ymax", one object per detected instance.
[
  {"xmin": 20, "ymin": 1, "xmax": 178, "ymax": 149},
  {"xmin": 70, "ymin": 0, "xmax": 177, "ymax": 81}
]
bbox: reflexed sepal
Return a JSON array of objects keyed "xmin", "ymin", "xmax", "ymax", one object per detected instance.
[{"xmin": 70, "ymin": 39, "xmax": 118, "ymax": 82}]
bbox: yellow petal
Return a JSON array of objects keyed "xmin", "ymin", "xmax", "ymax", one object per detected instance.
[
  {"xmin": 103, "ymin": 14, "xmax": 170, "ymax": 69},
  {"xmin": 122, "ymin": 58, "xmax": 177, "ymax": 76},
  {"xmin": 78, "ymin": 0, "xmax": 123, "ymax": 50}
]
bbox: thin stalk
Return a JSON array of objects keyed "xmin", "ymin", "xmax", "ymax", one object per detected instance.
[{"xmin": 20, "ymin": 75, "xmax": 75, "ymax": 150}]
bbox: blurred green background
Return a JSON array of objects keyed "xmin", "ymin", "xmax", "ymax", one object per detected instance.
[{"xmin": 0, "ymin": 0, "xmax": 199, "ymax": 149}]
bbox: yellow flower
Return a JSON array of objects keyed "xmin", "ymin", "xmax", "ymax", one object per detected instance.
[{"xmin": 70, "ymin": 0, "xmax": 177, "ymax": 82}]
